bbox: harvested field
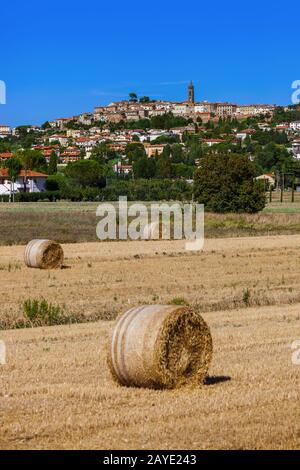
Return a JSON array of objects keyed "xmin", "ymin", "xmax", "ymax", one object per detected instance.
[
  {"xmin": 0, "ymin": 236, "xmax": 300, "ymax": 449},
  {"xmin": 2, "ymin": 235, "xmax": 300, "ymax": 323},
  {"xmin": 0, "ymin": 303, "xmax": 299, "ymax": 449}
]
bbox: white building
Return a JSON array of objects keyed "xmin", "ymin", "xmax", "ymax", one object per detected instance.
[
  {"xmin": 236, "ymin": 129, "xmax": 256, "ymax": 140},
  {"xmin": 194, "ymin": 103, "xmax": 208, "ymax": 113},
  {"xmin": 147, "ymin": 130, "xmax": 174, "ymax": 142},
  {"xmin": 49, "ymin": 134, "xmax": 69, "ymax": 146},
  {"xmin": 255, "ymin": 173, "xmax": 275, "ymax": 186},
  {"xmin": 289, "ymin": 122, "xmax": 300, "ymax": 131},
  {"xmin": 0, "ymin": 169, "xmax": 48, "ymax": 196},
  {"xmin": 0, "ymin": 124, "xmax": 12, "ymax": 138},
  {"xmin": 173, "ymin": 103, "xmax": 190, "ymax": 116},
  {"xmin": 113, "ymin": 162, "xmax": 133, "ymax": 175},
  {"xmin": 292, "ymin": 140, "xmax": 300, "ymax": 159},
  {"xmin": 236, "ymin": 104, "xmax": 276, "ymax": 116}
]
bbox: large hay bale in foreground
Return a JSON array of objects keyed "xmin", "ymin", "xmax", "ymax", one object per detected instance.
[
  {"xmin": 108, "ymin": 305, "xmax": 213, "ymax": 389},
  {"xmin": 24, "ymin": 239, "xmax": 64, "ymax": 269}
]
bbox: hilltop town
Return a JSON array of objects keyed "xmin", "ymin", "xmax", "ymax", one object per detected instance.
[{"xmin": 0, "ymin": 82, "xmax": 300, "ymax": 200}]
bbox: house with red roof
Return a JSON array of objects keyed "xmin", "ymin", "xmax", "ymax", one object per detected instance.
[
  {"xmin": 0, "ymin": 169, "xmax": 48, "ymax": 195},
  {"xmin": 0, "ymin": 152, "xmax": 14, "ymax": 160},
  {"xmin": 236, "ymin": 129, "xmax": 256, "ymax": 140},
  {"xmin": 202, "ymin": 138, "xmax": 225, "ymax": 147}
]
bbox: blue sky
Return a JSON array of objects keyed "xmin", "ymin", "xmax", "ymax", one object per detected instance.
[{"xmin": 1, "ymin": 0, "xmax": 299, "ymax": 126}]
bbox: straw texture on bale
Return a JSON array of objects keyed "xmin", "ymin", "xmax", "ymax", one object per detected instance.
[
  {"xmin": 24, "ymin": 239, "xmax": 64, "ymax": 269},
  {"xmin": 108, "ymin": 305, "xmax": 213, "ymax": 389}
]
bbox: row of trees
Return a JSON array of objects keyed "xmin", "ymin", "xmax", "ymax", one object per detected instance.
[
  {"xmin": 36, "ymin": 152, "xmax": 266, "ymax": 213},
  {"xmin": 1, "ymin": 145, "xmax": 266, "ymax": 213}
]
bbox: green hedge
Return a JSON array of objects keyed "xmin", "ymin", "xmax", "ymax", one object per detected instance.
[
  {"xmin": 0, "ymin": 191, "xmax": 61, "ymax": 202},
  {"xmin": 0, "ymin": 180, "xmax": 193, "ymax": 203}
]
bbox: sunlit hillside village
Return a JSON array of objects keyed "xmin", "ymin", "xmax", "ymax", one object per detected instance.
[{"xmin": 0, "ymin": 82, "xmax": 300, "ymax": 198}]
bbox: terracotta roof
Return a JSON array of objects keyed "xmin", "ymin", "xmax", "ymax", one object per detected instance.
[
  {"xmin": 50, "ymin": 134, "xmax": 67, "ymax": 138},
  {"xmin": 237, "ymin": 129, "xmax": 256, "ymax": 134},
  {"xmin": 0, "ymin": 152, "xmax": 14, "ymax": 159},
  {"xmin": 0, "ymin": 169, "xmax": 48, "ymax": 178},
  {"xmin": 34, "ymin": 145, "xmax": 59, "ymax": 150}
]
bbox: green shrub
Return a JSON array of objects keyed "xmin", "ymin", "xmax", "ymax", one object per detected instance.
[
  {"xmin": 168, "ymin": 297, "xmax": 190, "ymax": 306},
  {"xmin": 45, "ymin": 173, "xmax": 67, "ymax": 191},
  {"xmin": 23, "ymin": 298, "xmax": 82, "ymax": 326},
  {"xmin": 194, "ymin": 153, "xmax": 266, "ymax": 213},
  {"xmin": 242, "ymin": 289, "xmax": 251, "ymax": 306}
]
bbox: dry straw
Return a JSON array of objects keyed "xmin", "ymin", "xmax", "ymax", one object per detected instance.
[
  {"xmin": 24, "ymin": 239, "xmax": 64, "ymax": 269},
  {"xmin": 108, "ymin": 305, "xmax": 213, "ymax": 389}
]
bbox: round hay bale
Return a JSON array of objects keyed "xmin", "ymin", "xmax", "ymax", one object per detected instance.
[
  {"xmin": 24, "ymin": 239, "xmax": 64, "ymax": 269},
  {"xmin": 108, "ymin": 305, "xmax": 213, "ymax": 389}
]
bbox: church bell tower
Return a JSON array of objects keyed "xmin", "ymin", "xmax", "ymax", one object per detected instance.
[{"xmin": 188, "ymin": 81, "xmax": 195, "ymax": 103}]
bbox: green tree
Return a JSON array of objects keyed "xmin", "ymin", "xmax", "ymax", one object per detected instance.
[
  {"xmin": 156, "ymin": 154, "xmax": 172, "ymax": 179},
  {"xmin": 41, "ymin": 121, "xmax": 51, "ymax": 130},
  {"xmin": 45, "ymin": 173, "xmax": 67, "ymax": 191},
  {"xmin": 125, "ymin": 143, "xmax": 147, "ymax": 163},
  {"xmin": 254, "ymin": 143, "xmax": 291, "ymax": 172},
  {"xmin": 48, "ymin": 151, "xmax": 58, "ymax": 175},
  {"xmin": 172, "ymin": 163, "xmax": 194, "ymax": 179},
  {"xmin": 129, "ymin": 92, "xmax": 138, "ymax": 102},
  {"xmin": 133, "ymin": 157, "xmax": 156, "ymax": 179},
  {"xmin": 90, "ymin": 142, "xmax": 117, "ymax": 164},
  {"xmin": 64, "ymin": 160, "xmax": 106, "ymax": 188},
  {"xmin": 17, "ymin": 149, "xmax": 47, "ymax": 172},
  {"xmin": 170, "ymin": 144, "xmax": 185, "ymax": 163},
  {"xmin": 151, "ymin": 134, "xmax": 180, "ymax": 145},
  {"xmin": 139, "ymin": 96, "xmax": 150, "ymax": 103},
  {"xmin": 194, "ymin": 153, "xmax": 266, "ymax": 213},
  {"xmin": 15, "ymin": 126, "xmax": 30, "ymax": 138},
  {"xmin": 6, "ymin": 157, "xmax": 22, "ymax": 202},
  {"xmin": 16, "ymin": 149, "xmax": 47, "ymax": 191}
]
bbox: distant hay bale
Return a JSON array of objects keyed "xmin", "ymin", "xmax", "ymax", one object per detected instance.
[
  {"xmin": 108, "ymin": 305, "xmax": 213, "ymax": 389},
  {"xmin": 24, "ymin": 239, "xmax": 64, "ymax": 269}
]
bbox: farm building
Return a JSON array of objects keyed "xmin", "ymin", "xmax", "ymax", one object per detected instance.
[
  {"xmin": 255, "ymin": 173, "xmax": 275, "ymax": 186},
  {"xmin": 0, "ymin": 168, "xmax": 48, "ymax": 195}
]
